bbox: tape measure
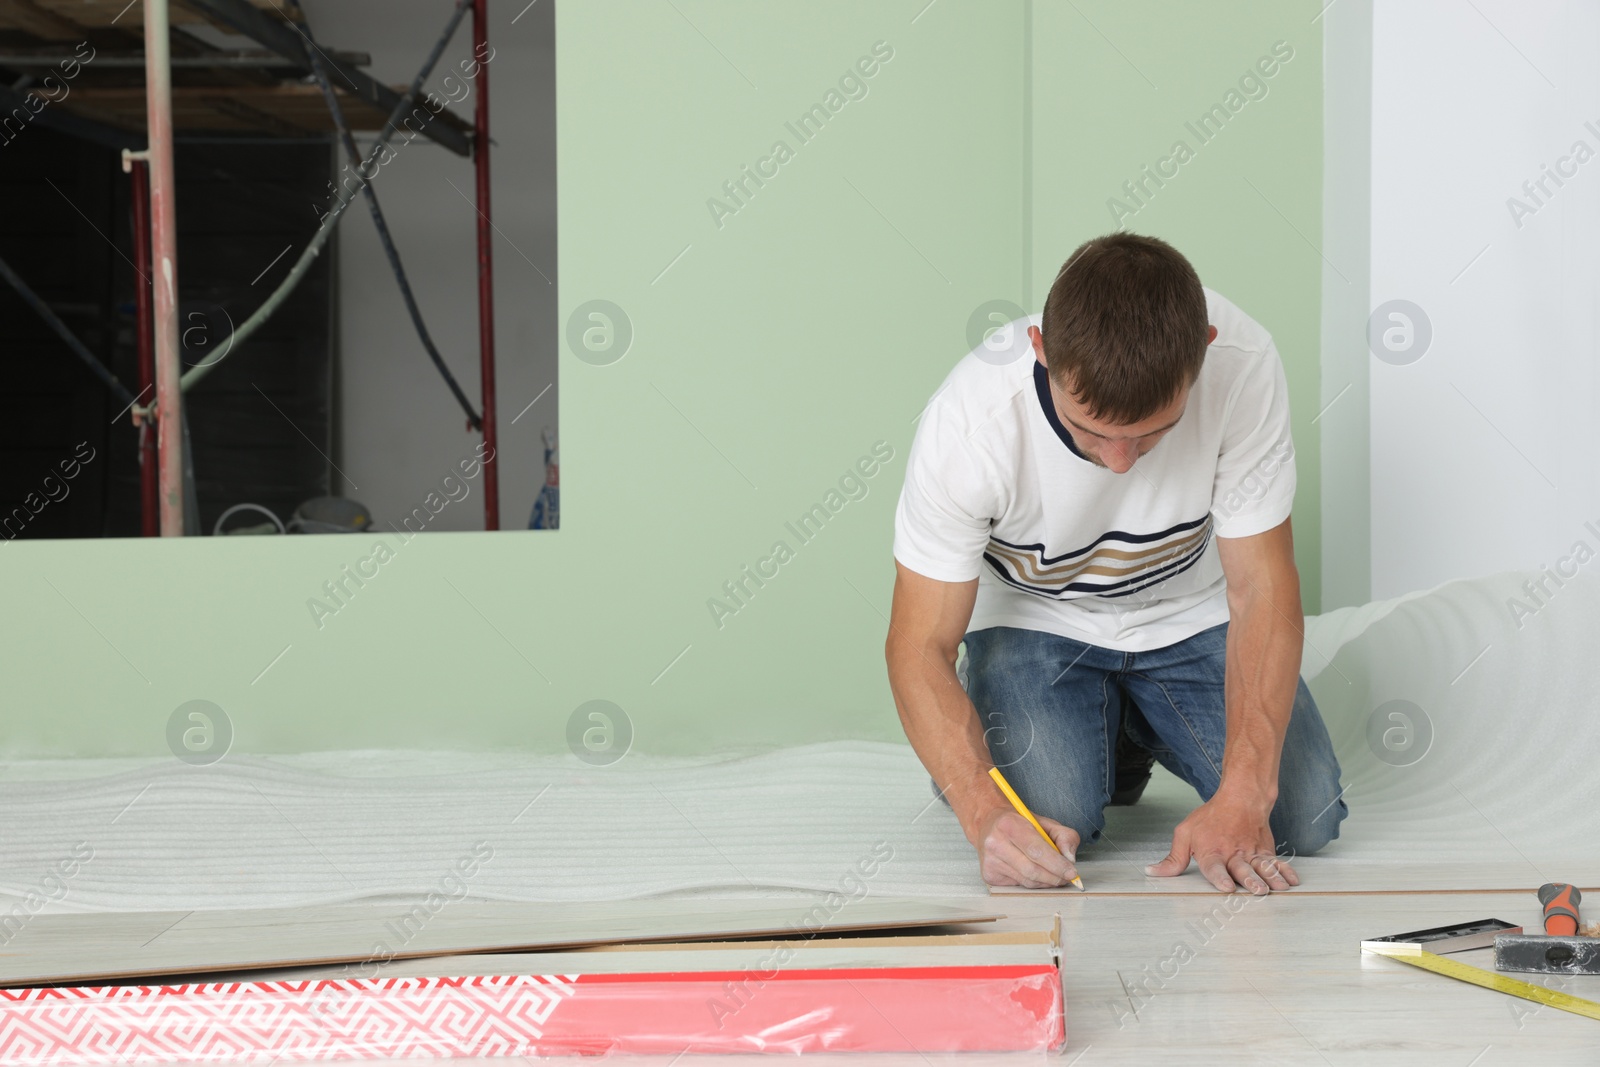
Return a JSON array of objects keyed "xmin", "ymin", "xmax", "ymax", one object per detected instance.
[{"xmin": 1371, "ymin": 949, "xmax": 1600, "ymax": 1021}]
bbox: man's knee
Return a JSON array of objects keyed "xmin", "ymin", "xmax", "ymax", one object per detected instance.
[
  {"xmin": 1271, "ymin": 784, "xmax": 1347, "ymax": 857},
  {"xmin": 930, "ymin": 774, "xmax": 1107, "ymax": 845},
  {"xmin": 1011, "ymin": 773, "xmax": 1107, "ymax": 846},
  {"xmin": 1271, "ymin": 681, "xmax": 1347, "ymax": 856}
]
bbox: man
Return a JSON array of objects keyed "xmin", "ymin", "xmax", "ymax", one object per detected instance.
[{"xmin": 885, "ymin": 233, "xmax": 1346, "ymax": 895}]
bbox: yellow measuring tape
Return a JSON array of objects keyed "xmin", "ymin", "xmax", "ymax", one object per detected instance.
[{"xmin": 1369, "ymin": 949, "xmax": 1600, "ymax": 1022}]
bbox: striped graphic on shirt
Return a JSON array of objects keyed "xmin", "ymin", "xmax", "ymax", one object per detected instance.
[{"xmin": 982, "ymin": 515, "xmax": 1213, "ymax": 599}]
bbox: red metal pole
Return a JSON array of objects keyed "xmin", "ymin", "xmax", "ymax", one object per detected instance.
[
  {"xmin": 472, "ymin": 0, "xmax": 499, "ymax": 530},
  {"xmin": 143, "ymin": 0, "xmax": 184, "ymax": 535},
  {"xmin": 129, "ymin": 158, "xmax": 158, "ymax": 538}
]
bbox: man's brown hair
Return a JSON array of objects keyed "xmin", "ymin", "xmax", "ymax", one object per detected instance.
[{"xmin": 1040, "ymin": 233, "xmax": 1209, "ymax": 425}]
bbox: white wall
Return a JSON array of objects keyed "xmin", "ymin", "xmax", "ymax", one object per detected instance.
[
  {"xmin": 304, "ymin": 0, "xmax": 557, "ymax": 532},
  {"xmin": 1320, "ymin": 0, "xmax": 1372, "ymax": 610},
  {"xmin": 1361, "ymin": 0, "xmax": 1600, "ymax": 598}
]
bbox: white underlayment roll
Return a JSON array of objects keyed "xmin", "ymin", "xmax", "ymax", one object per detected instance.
[
  {"xmin": 1300, "ymin": 568, "xmax": 1600, "ymax": 885},
  {"xmin": 0, "ymin": 741, "xmax": 982, "ymax": 911},
  {"xmin": 1, "ymin": 569, "xmax": 1595, "ymax": 910}
]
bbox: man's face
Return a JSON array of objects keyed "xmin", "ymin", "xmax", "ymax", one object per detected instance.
[
  {"xmin": 1050, "ymin": 377, "xmax": 1188, "ymax": 473},
  {"xmin": 1029, "ymin": 325, "xmax": 1196, "ymax": 474}
]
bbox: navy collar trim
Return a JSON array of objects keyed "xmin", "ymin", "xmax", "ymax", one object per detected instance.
[{"xmin": 1033, "ymin": 361, "xmax": 1091, "ymax": 462}]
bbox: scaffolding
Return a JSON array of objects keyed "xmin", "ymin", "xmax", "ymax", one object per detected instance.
[{"xmin": 0, "ymin": 0, "xmax": 504, "ymax": 532}]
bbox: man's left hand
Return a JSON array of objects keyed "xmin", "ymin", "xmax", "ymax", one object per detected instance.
[{"xmin": 1144, "ymin": 794, "xmax": 1299, "ymax": 894}]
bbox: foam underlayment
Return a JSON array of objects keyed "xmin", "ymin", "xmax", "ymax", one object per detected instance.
[{"xmin": 3, "ymin": 569, "xmax": 1597, "ymax": 911}]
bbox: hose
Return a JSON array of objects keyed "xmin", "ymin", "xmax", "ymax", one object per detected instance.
[
  {"xmin": 212, "ymin": 501, "xmax": 285, "ymax": 535},
  {"xmin": 282, "ymin": 0, "xmax": 482, "ymax": 430},
  {"xmin": 179, "ymin": 0, "xmax": 475, "ymax": 398}
]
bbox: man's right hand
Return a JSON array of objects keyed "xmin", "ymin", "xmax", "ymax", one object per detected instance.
[
  {"xmin": 975, "ymin": 806, "xmax": 1081, "ymax": 888},
  {"xmin": 883, "ymin": 563, "xmax": 1082, "ymax": 889}
]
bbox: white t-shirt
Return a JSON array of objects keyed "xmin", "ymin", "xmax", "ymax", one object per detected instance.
[{"xmin": 892, "ymin": 287, "xmax": 1296, "ymax": 652}]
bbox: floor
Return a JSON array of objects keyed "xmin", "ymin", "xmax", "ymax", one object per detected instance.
[
  {"xmin": 9, "ymin": 752, "xmax": 1600, "ymax": 1062},
  {"xmin": 126, "ymin": 887, "xmax": 1600, "ymax": 1065},
  {"xmin": 15, "ymin": 574, "xmax": 1600, "ymax": 1062}
]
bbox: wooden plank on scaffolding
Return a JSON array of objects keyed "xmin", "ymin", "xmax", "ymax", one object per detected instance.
[
  {"xmin": 179, "ymin": 0, "xmax": 471, "ymax": 155},
  {"xmin": 6, "ymin": 0, "xmax": 284, "ymax": 36},
  {"xmin": 39, "ymin": 84, "xmax": 474, "ymax": 136}
]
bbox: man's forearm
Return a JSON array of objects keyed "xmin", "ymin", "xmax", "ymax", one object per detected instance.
[
  {"xmin": 1217, "ymin": 572, "xmax": 1304, "ymax": 812},
  {"xmin": 886, "ymin": 645, "xmax": 1005, "ymax": 841}
]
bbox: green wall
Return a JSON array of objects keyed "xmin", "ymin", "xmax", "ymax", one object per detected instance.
[
  {"xmin": 0, "ymin": 1, "xmax": 1322, "ymax": 760},
  {"xmin": 1029, "ymin": 0, "xmax": 1325, "ymax": 609}
]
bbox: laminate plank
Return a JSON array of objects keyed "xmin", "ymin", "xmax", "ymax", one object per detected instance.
[
  {"xmin": 0, "ymin": 898, "xmax": 999, "ymax": 987},
  {"xmin": 234, "ymin": 931, "xmax": 1058, "ymax": 983}
]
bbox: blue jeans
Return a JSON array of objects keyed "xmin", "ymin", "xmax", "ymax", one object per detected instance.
[{"xmin": 956, "ymin": 623, "xmax": 1347, "ymax": 856}]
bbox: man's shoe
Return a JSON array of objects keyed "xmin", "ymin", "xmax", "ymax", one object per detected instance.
[{"xmin": 1110, "ymin": 727, "xmax": 1155, "ymax": 806}]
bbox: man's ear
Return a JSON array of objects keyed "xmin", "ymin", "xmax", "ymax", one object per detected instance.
[
  {"xmin": 1207, "ymin": 325, "xmax": 1218, "ymax": 344},
  {"xmin": 1030, "ymin": 325, "xmax": 1047, "ymax": 366}
]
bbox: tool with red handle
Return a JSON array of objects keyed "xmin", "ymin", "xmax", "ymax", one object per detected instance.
[
  {"xmin": 1495, "ymin": 883, "xmax": 1600, "ymax": 975},
  {"xmin": 1540, "ymin": 883, "xmax": 1582, "ymax": 937}
]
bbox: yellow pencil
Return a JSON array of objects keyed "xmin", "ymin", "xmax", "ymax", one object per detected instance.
[{"xmin": 988, "ymin": 766, "xmax": 1084, "ymax": 890}]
